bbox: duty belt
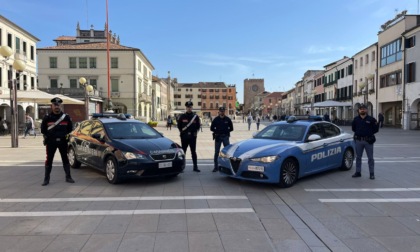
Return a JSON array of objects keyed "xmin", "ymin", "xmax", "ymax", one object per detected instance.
[{"xmin": 355, "ymin": 136, "xmax": 371, "ymax": 141}]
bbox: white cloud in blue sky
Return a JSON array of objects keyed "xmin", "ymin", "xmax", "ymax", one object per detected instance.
[{"xmin": 1, "ymin": 0, "xmax": 415, "ymax": 102}]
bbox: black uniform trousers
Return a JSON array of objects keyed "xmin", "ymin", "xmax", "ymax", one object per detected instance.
[
  {"xmin": 180, "ymin": 135, "xmax": 198, "ymax": 168},
  {"xmin": 45, "ymin": 139, "xmax": 70, "ymax": 168}
]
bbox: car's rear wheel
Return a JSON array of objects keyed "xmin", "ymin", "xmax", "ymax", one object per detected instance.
[
  {"xmin": 340, "ymin": 148, "xmax": 354, "ymax": 171},
  {"xmin": 105, "ymin": 156, "xmax": 121, "ymax": 184},
  {"xmin": 279, "ymin": 158, "xmax": 298, "ymax": 188},
  {"xmin": 68, "ymin": 147, "xmax": 81, "ymax": 168}
]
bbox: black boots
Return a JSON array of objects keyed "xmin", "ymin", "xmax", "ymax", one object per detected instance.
[
  {"xmin": 42, "ymin": 166, "xmax": 52, "ymax": 186},
  {"xmin": 212, "ymin": 167, "xmax": 219, "ymax": 172},
  {"xmin": 42, "ymin": 165, "xmax": 75, "ymax": 185},
  {"xmin": 64, "ymin": 164, "xmax": 75, "ymax": 183},
  {"xmin": 352, "ymin": 172, "xmax": 375, "ymax": 180},
  {"xmin": 193, "ymin": 165, "xmax": 200, "ymax": 172}
]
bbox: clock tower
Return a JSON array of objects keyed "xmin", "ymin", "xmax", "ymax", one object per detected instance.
[{"xmin": 244, "ymin": 78, "xmax": 264, "ymax": 115}]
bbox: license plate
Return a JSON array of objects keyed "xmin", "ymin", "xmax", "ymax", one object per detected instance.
[
  {"xmin": 248, "ymin": 165, "xmax": 264, "ymax": 172},
  {"xmin": 158, "ymin": 162, "xmax": 172, "ymax": 168}
]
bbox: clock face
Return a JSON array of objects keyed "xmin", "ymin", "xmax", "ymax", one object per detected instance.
[{"xmin": 252, "ymin": 85, "xmax": 259, "ymax": 92}]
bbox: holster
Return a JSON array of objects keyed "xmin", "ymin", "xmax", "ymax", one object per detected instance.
[{"xmin": 366, "ymin": 135, "xmax": 376, "ymax": 144}]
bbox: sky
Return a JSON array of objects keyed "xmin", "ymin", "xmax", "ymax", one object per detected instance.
[{"xmin": 1, "ymin": 0, "xmax": 417, "ymax": 103}]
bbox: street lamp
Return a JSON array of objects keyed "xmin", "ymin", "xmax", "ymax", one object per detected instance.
[
  {"xmin": 79, "ymin": 77, "xmax": 94, "ymax": 120},
  {"xmin": 0, "ymin": 45, "xmax": 27, "ymax": 148}
]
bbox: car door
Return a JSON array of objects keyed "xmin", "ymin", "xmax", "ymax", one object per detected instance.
[
  {"xmin": 74, "ymin": 121, "xmax": 93, "ymax": 164},
  {"xmin": 320, "ymin": 122, "xmax": 344, "ymax": 168},
  {"xmin": 86, "ymin": 121, "xmax": 108, "ymax": 168},
  {"xmin": 302, "ymin": 123, "xmax": 332, "ymax": 174}
]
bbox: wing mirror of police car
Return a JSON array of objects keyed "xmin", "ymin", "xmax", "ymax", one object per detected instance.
[
  {"xmin": 307, "ymin": 134, "xmax": 321, "ymax": 142},
  {"xmin": 252, "ymin": 132, "xmax": 258, "ymax": 138},
  {"xmin": 92, "ymin": 133, "xmax": 105, "ymax": 142}
]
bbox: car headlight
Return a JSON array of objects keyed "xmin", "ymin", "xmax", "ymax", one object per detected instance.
[
  {"xmin": 177, "ymin": 149, "xmax": 185, "ymax": 160},
  {"xmin": 219, "ymin": 151, "xmax": 229, "ymax": 158},
  {"xmin": 250, "ymin": 156, "xmax": 278, "ymax": 163},
  {"xmin": 123, "ymin": 152, "xmax": 146, "ymax": 160}
]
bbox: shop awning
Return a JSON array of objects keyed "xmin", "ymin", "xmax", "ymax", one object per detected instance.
[
  {"xmin": 0, "ymin": 90, "xmax": 84, "ymax": 105},
  {"xmin": 313, "ymin": 101, "xmax": 352, "ymax": 107}
]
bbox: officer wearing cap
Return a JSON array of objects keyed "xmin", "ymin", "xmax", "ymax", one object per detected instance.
[
  {"xmin": 40, "ymin": 97, "xmax": 74, "ymax": 186},
  {"xmin": 177, "ymin": 101, "xmax": 201, "ymax": 172},
  {"xmin": 210, "ymin": 107, "xmax": 233, "ymax": 172},
  {"xmin": 351, "ymin": 104, "xmax": 379, "ymax": 180}
]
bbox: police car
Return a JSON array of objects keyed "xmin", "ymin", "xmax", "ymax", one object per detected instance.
[
  {"xmin": 218, "ymin": 116, "xmax": 355, "ymax": 187},
  {"xmin": 67, "ymin": 113, "xmax": 185, "ymax": 184}
]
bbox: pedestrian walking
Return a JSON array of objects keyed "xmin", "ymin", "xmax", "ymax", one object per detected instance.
[
  {"xmin": 177, "ymin": 101, "xmax": 201, "ymax": 172},
  {"xmin": 378, "ymin": 112, "xmax": 384, "ymax": 128},
  {"xmin": 199, "ymin": 116, "xmax": 203, "ymax": 132},
  {"xmin": 210, "ymin": 107, "xmax": 233, "ymax": 172},
  {"xmin": 247, "ymin": 114, "xmax": 252, "ymax": 130},
  {"xmin": 256, "ymin": 116, "xmax": 261, "ymax": 130},
  {"xmin": 40, "ymin": 97, "xmax": 75, "ymax": 186},
  {"xmin": 166, "ymin": 115, "xmax": 173, "ymax": 130},
  {"xmin": 351, "ymin": 104, "xmax": 379, "ymax": 180},
  {"xmin": 23, "ymin": 113, "xmax": 36, "ymax": 138}
]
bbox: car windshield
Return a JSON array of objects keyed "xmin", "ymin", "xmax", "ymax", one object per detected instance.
[
  {"xmin": 105, "ymin": 122, "xmax": 161, "ymax": 139},
  {"xmin": 254, "ymin": 124, "xmax": 306, "ymax": 141}
]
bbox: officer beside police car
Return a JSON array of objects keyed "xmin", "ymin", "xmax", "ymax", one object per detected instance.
[
  {"xmin": 351, "ymin": 103, "xmax": 379, "ymax": 180},
  {"xmin": 40, "ymin": 97, "xmax": 75, "ymax": 186},
  {"xmin": 210, "ymin": 107, "xmax": 233, "ymax": 172},
  {"xmin": 177, "ymin": 101, "xmax": 201, "ymax": 172}
]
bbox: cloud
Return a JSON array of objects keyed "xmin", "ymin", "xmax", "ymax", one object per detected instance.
[
  {"xmin": 304, "ymin": 45, "xmax": 351, "ymax": 54},
  {"xmin": 271, "ymin": 57, "xmax": 331, "ymax": 68}
]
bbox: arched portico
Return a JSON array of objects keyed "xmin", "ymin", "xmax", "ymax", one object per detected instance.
[{"xmin": 409, "ymin": 98, "xmax": 420, "ymax": 130}]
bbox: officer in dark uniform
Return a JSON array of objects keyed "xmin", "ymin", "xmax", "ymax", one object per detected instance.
[
  {"xmin": 40, "ymin": 97, "xmax": 74, "ymax": 186},
  {"xmin": 210, "ymin": 107, "xmax": 233, "ymax": 172},
  {"xmin": 351, "ymin": 104, "xmax": 379, "ymax": 180},
  {"xmin": 177, "ymin": 101, "xmax": 201, "ymax": 172}
]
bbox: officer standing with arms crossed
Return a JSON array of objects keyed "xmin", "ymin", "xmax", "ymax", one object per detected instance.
[
  {"xmin": 40, "ymin": 97, "xmax": 75, "ymax": 186},
  {"xmin": 177, "ymin": 101, "xmax": 201, "ymax": 172},
  {"xmin": 351, "ymin": 104, "xmax": 379, "ymax": 180},
  {"xmin": 210, "ymin": 107, "xmax": 233, "ymax": 172}
]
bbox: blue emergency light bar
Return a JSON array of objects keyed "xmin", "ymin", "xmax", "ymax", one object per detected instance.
[{"xmin": 92, "ymin": 113, "xmax": 132, "ymax": 120}]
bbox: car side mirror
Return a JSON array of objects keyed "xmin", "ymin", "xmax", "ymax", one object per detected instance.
[
  {"xmin": 252, "ymin": 132, "xmax": 258, "ymax": 138},
  {"xmin": 307, "ymin": 134, "xmax": 321, "ymax": 142}
]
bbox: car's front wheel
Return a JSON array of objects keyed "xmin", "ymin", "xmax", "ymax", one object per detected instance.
[
  {"xmin": 68, "ymin": 147, "xmax": 81, "ymax": 168},
  {"xmin": 105, "ymin": 156, "xmax": 121, "ymax": 184},
  {"xmin": 340, "ymin": 148, "xmax": 354, "ymax": 171},
  {"xmin": 279, "ymin": 158, "xmax": 298, "ymax": 188}
]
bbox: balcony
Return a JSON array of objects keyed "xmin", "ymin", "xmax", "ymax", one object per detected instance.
[
  {"xmin": 39, "ymin": 87, "xmax": 100, "ymax": 97},
  {"xmin": 111, "ymin": 92, "xmax": 120, "ymax": 98},
  {"xmin": 139, "ymin": 92, "xmax": 152, "ymax": 103}
]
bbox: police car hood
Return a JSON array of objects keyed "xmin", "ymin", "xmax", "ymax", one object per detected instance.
[
  {"xmin": 223, "ymin": 139, "xmax": 298, "ymax": 159},
  {"xmin": 112, "ymin": 137, "xmax": 179, "ymax": 153}
]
